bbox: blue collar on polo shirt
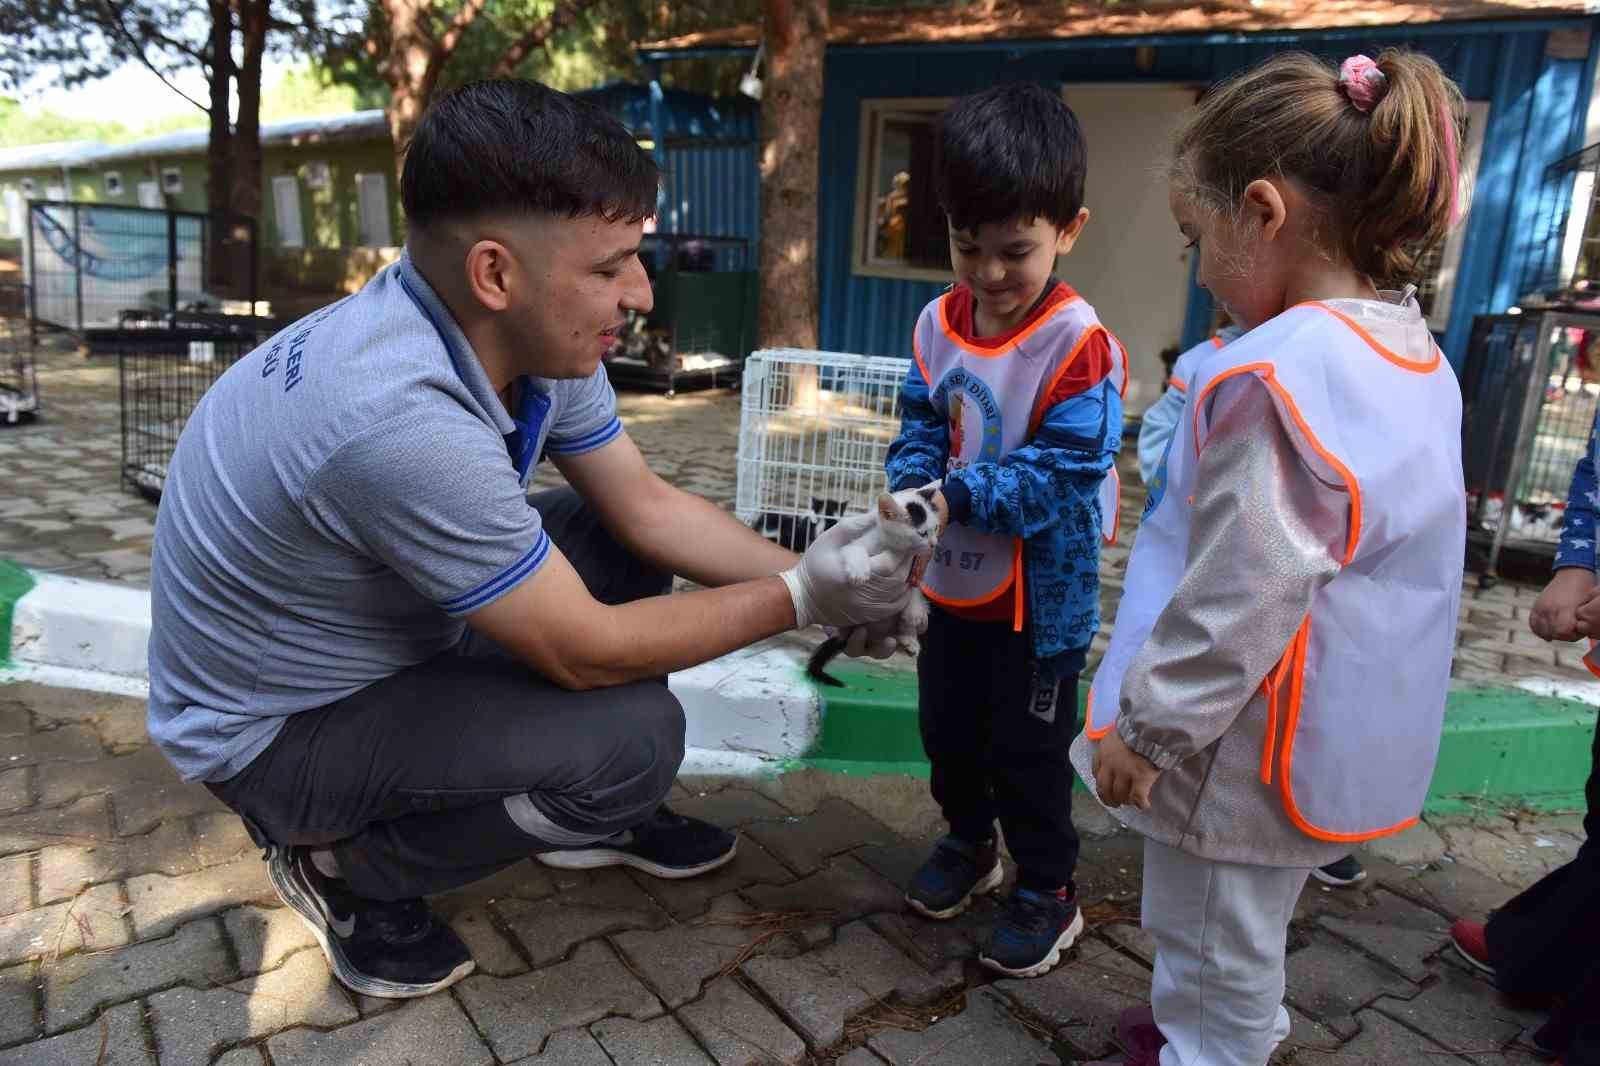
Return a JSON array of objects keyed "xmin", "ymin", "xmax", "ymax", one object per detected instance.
[{"xmin": 396, "ymin": 251, "xmax": 549, "ymax": 484}]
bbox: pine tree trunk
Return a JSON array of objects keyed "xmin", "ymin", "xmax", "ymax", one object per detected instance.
[
  {"xmin": 227, "ymin": 0, "xmax": 269, "ymax": 302},
  {"xmin": 757, "ymin": 0, "xmax": 827, "ymax": 355},
  {"xmin": 382, "ymin": 0, "xmax": 442, "ymax": 184},
  {"xmin": 205, "ymin": 0, "xmax": 235, "ymax": 293}
]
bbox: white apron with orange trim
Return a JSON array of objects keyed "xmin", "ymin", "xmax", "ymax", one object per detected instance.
[
  {"xmin": 1085, "ymin": 303, "xmax": 1465, "ymax": 844},
  {"xmin": 912, "ymin": 291, "xmax": 1128, "ymax": 625}
]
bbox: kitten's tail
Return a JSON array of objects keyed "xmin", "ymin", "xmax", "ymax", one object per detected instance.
[{"xmin": 806, "ymin": 636, "xmax": 847, "ymax": 688}]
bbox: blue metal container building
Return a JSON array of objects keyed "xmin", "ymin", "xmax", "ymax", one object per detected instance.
[{"xmin": 642, "ymin": 1, "xmax": 1600, "ymax": 411}]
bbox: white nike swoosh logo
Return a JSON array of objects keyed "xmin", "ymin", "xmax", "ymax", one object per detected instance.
[{"xmin": 312, "ymin": 885, "xmax": 355, "ymax": 937}]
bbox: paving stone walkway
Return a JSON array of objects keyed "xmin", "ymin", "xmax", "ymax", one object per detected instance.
[{"xmin": 0, "ymin": 679, "xmax": 1585, "ymax": 1065}]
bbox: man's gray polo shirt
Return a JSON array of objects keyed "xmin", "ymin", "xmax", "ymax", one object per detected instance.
[{"xmin": 146, "ymin": 251, "xmax": 623, "ymax": 782}]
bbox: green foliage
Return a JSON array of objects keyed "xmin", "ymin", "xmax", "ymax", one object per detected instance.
[
  {"xmin": 319, "ymin": 0, "xmax": 760, "ymax": 104},
  {"xmin": 0, "ymin": 63, "xmax": 377, "ymax": 150},
  {"xmin": 0, "ymin": 96, "xmax": 127, "ymax": 146},
  {"xmin": 260, "ymin": 63, "xmax": 377, "ymax": 119}
]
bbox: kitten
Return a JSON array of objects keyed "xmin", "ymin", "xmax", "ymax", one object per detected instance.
[
  {"xmin": 806, "ymin": 485, "xmax": 939, "ymax": 687},
  {"xmin": 751, "ymin": 497, "xmax": 847, "ymax": 552}
]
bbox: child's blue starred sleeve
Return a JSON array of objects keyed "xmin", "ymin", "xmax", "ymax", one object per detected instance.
[
  {"xmin": 886, "ymin": 361, "xmax": 948, "ymax": 492},
  {"xmin": 1556, "ymin": 416, "xmax": 1600, "ymax": 572}
]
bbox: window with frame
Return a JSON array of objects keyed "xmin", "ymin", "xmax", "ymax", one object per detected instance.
[
  {"xmin": 354, "ymin": 172, "xmax": 393, "ymax": 247},
  {"xmin": 161, "ymin": 167, "xmax": 184, "ymax": 195},
  {"xmin": 1414, "ymin": 100, "xmax": 1489, "ymax": 331},
  {"xmin": 852, "ymin": 98, "xmax": 952, "ymax": 281},
  {"xmin": 271, "ymin": 175, "xmax": 305, "ymax": 249},
  {"xmin": 103, "ymin": 171, "xmax": 123, "ymax": 197}
]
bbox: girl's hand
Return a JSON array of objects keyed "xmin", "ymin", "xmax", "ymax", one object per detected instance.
[
  {"xmin": 1092, "ymin": 728, "xmax": 1162, "ymax": 810},
  {"xmin": 1530, "ymin": 568, "xmax": 1596, "ymax": 642}
]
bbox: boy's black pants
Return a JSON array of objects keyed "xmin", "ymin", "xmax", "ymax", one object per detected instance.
[
  {"xmin": 1486, "ymin": 710, "xmax": 1600, "ymax": 1063},
  {"xmin": 917, "ymin": 605, "xmax": 1081, "ymax": 890}
]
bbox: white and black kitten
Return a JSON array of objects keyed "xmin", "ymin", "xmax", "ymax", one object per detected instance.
[
  {"xmin": 750, "ymin": 497, "xmax": 848, "ymax": 552},
  {"xmin": 806, "ymin": 485, "xmax": 939, "ymax": 687}
]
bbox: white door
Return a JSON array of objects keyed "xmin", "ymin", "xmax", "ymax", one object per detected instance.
[
  {"xmin": 1058, "ymin": 85, "xmax": 1197, "ymax": 415},
  {"xmin": 271, "ymin": 175, "xmax": 304, "ymax": 249},
  {"xmin": 354, "ymin": 172, "xmax": 393, "ymax": 247},
  {"xmin": 136, "ymin": 181, "xmax": 162, "ymax": 209}
]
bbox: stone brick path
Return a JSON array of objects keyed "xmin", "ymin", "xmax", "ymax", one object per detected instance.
[{"xmin": 0, "ymin": 679, "xmax": 1585, "ymax": 1064}]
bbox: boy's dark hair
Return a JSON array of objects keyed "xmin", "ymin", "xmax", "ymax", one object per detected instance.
[
  {"xmin": 401, "ymin": 79, "xmax": 659, "ymax": 231},
  {"xmin": 933, "ymin": 83, "xmax": 1087, "ymax": 234}
]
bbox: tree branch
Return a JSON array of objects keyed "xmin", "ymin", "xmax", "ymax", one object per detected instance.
[
  {"xmin": 435, "ymin": 0, "xmax": 491, "ymax": 59},
  {"xmin": 762, "ymin": 0, "xmax": 793, "ymax": 55},
  {"xmin": 489, "ymin": 0, "xmax": 598, "ymax": 79},
  {"xmin": 95, "ymin": 0, "xmax": 212, "ymax": 113}
]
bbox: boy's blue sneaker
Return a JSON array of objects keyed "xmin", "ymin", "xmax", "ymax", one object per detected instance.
[
  {"xmin": 905, "ymin": 835, "xmax": 1003, "ymax": 920},
  {"xmin": 1311, "ymin": 854, "xmax": 1367, "ymax": 887},
  {"xmin": 979, "ymin": 884, "xmax": 1085, "ymax": 978}
]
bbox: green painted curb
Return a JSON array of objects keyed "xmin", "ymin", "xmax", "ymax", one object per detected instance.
[
  {"xmin": 0, "ymin": 559, "xmax": 34, "ymax": 666},
  {"xmin": 798, "ymin": 664, "xmax": 1594, "ymax": 814}
]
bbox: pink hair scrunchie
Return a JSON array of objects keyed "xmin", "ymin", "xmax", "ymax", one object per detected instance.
[{"xmin": 1339, "ymin": 55, "xmax": 1389, "ymax": 113}]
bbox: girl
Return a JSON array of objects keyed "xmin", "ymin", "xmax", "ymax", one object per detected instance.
[{"xmin": 1071, "ymin": 50, "xmax": 1467, "ymax": 1066}]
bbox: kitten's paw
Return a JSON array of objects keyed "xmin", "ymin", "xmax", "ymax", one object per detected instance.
[
  {"xmin": 903, "ymin": 592, "xmax": 930, "ymax": 634},
  {"xmin": 897, "ymin": 636, "xmax": 921, "ymax": 657},
  {"xmin": 841, "ymin": 545, "xmax": 873, "ymax": 585}
]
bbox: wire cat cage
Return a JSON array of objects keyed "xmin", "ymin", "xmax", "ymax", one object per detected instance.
[
  {"xmin": 118, "ymin": 310, "xmax": 260, "ymax": 500},
  {"xmin": 0, "ymin": 283, "xmax": 39, "ymax": 425},
  {"xmin": 736, "ymin": 348, "xmax": 913, "ymax": 549},
  {"xmin": 1461, "ymin": 308, "xmax": 1600, "ymax": 582}
]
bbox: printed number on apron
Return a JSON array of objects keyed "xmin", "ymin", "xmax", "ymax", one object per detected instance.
[{"xmin": 933, "ymin": 549, "xmax": 986, "ymax": 571}]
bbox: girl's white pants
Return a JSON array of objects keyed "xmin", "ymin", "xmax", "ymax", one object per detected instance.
[{"xmin": 1143, "ymin": 838, "xmax": 1311, "ymax": 1066}]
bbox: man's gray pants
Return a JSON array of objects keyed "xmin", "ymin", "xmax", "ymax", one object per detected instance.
[{"xmin": 206, "ymin": 489, "xmax": 685, "ymax": 900}]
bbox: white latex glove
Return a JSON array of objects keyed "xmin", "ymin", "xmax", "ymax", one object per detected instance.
[{"xmin": 780, "ymin": 511, "xmax": 915, "ymax": 630}]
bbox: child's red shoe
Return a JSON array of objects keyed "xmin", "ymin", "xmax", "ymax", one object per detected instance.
[
  {"xmin": 1449, "ymin": 919, "xmax": 1496, "ymax": 976},
  {"xmin": 1115, "ymin": 1005, "xmax": 1167, "ymax": 1058},
  {"xmin": 1083, "ymin": 1050, "xmax": 1161, "ymax": 1066}
]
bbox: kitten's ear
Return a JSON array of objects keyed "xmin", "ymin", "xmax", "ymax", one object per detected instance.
[
  {"xmin": 877, "ymin": 493, "xmax": 906, "ymax": 522},
  {"xmin": 917, "ymin": 486, "xmax": 938, "ymax": 502}
]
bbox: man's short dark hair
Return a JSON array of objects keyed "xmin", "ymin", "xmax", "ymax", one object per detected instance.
[
  {"xmin": 933, "ymin": 83, "xmax": 1087, "ymax": 234},
  {"xmin": 401, "ymin": 79, "xmax": 659, "ymax": 230}
]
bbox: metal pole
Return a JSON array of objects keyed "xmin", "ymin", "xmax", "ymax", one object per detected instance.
[
  {"xmin": 248, "ymin": 217, "xmax": 258, "ymax": 327},
  {"xmin": 167, "ymin": 211, "xmax": 179, "ymax": 318},
  {"xmin": 25, "ymin": 205, "xmax": 36, "ymax": 347},
  {"xmin": 72, "ymin": 205, "xmax": 83, "ymax": 335}
]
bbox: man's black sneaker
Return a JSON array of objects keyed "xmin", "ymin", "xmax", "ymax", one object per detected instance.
[
  {"xmin": 535, "ymin": 807, "xmax": 737, "ymax": 879},
  {"xmin": 266, "ymin": 846, "xmax": 474, "ymax": 999},
  {"xmin": 979, "ymin": 885, "xmax": 1085, "ymax": 978},
  {"xmin": 905, "ymin": 836, "xmax": 1003, "ymax": 920},
  {"xmin": 1312, "ymin": 854, "xmax": 1368, "ymax": 888}
]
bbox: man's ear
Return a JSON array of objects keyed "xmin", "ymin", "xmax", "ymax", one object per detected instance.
[
  {"xmin": 464, "ymin": 239, "xmax": 514, "ymax": 312},
  {"xmin": 1056, "ymin": 207, "xmax": 1091, "ymax": 255}
]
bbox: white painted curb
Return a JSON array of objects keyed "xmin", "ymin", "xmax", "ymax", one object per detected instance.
[
  {"xmin": 5, "ymin": 571, "xmax": 823, "ymax": 771},
  {"xmin": 11, "ymin": 573, "xmax": 153, "ymax": 679}
]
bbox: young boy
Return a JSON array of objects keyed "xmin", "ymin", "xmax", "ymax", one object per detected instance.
[{"xmin": 883, "ymin": 83, "xmax": 1126, "ymax": 979}]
